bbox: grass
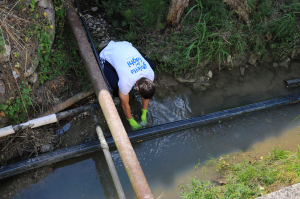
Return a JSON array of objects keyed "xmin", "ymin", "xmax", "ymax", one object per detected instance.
[
  {"xmin": 179, "ymin": 147, "xmax": 300, "ymax": 198},
  {"xmin": 98, "ymin": 0, "xmax": 300, "ymax": 77}
]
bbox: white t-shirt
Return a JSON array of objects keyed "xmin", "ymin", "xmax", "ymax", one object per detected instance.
[{"xmin": 99, "ymin": 41, "xmax": 154, "ymax": 95}]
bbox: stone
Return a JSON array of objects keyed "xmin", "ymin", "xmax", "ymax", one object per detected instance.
[
  {"xmin": 0, "ymin": 0, "xmax": 4, "ymax": 5},
  {"xmin": 13, "ymin": 70, "xmax": 20, "ymax": 79},
  {"xmin": 25, "ymin": 57, "xmax": 39, "ymax": 77},
  {"xmin": 29, "ymin": 72, "xmax": 38, "ymax": 83},
  {"xmin": 227, "ymin": 55, "xmax": 231, "ymax": 63},
  {"xmin": 0, "ymin": 80, "xmax": 5, "ymax": 104},
  {"xmin": 0, "ymin": 80, "xmax": 5, "ymax": 96},
  {"xmin": 273, "ymin": 62, "xmax": 278, "ymax": 68},
  {"xmin": 278, "ymin": 57, "xmax": 291, "ymax": 68},
  {"xmin": 90, "ymin": 7, "xmax": 98, "ymax": 12},
  {"xmin": 99, "ymin": 42, "xmax": 109, "ymax": 51},
  {"xmin": 248, "ymin": 53, "xmax": 258, "ymax": 65},
  {"xmin": 240, "ymin": 66, "xmax": 245, "ymax": 76},
  {"xmin": 291, "ymin": 49, "xmax": 296, "ymax": 59},
  {"xmin": 38, "ymin": 0, "xmax": 52, "ymax": 9},
  {"xmin": 86, "ymin": 14, "xmax": 93, "ymax": 18},
  {"xmin": 113, "ymin": 97, "xmax": 120, "ymax": 106},
  {"xmin": 191, "ymin": 82, "xmax": 211, "ymax": 91},
  {"xmin": 176, "ymin": 77, "xmax": 196, "ymax": 83},
  {"xmin": 207, "ymin": 70, "xmax": 213, "ymax": 79},
  {"xmin": 256, "ymin": 183, "xmax": 300, "ymax": 199},
  {"xmin": 40, "ymin": 144, "xmax": 52, "ymax": 153},
  {"xmin": 0, "ymin": 45, "xmax": 11, "ymax": 63}
]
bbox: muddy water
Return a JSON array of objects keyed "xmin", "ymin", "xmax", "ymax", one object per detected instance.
[{"xmin": 2, "ymin": 63, "xmax": 300, "ymax": 198}]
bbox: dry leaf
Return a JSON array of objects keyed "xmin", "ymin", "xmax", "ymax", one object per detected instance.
[
  {"xmin": 51, "ymin": 83, "xmax": 58, "ymax": 92},
  {"xmin": 0, "ymin": 84, "xmax": 3, "ymax": 86},
  {"xmin": 44, "ymin": 12, "xmax": 47, "ymax": 17},
  {"xmin": 0, "ymin": 111, "xmax": 5, "ymax": 117}
]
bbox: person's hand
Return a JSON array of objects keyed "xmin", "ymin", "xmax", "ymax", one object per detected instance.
[
  {"xmin": 141, "ymin": 109, "xmax": 147, "ymax": 125},
  {"xmin": 127, "ymin": 118, "xmax": 141, "ymax": 130}
]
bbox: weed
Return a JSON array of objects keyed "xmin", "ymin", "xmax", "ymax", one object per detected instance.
[
  {"xmin": 179, "ymin": 147, "xmax": 300, "ymax": 198},
  {"xmin": 0, "ymin": 82, "xmax": 33, "ymax": 124},
  {"xmin": 30, "ymin": 0, "xmax": 36, "ymax": 12},
  {"xmin": 0, "ymin": 28, "xmax": 5, "ymax": 54}
]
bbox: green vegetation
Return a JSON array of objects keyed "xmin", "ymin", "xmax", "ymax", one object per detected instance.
[
  {"xmin": 0, "ymin": 83, "xmax": 33, "ymax": 124},
  {"xmin": 0, "ymin": 0, "xmax": 90, "ymax": 124},
  {"xmin": 100, "ymin": 0, "xmax": 300, "ymax": 76},
  {"xmin": 0, "ymin": 28, "xmax": 5, "ymax": 54},
  {"xmin": 179, "ymin": 147, "xmax": 300, "ymax": 198}
]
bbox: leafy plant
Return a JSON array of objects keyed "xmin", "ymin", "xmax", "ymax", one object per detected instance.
[
  {"xmin": 0, "ymin": 28, "xmax": 5, "ymax": 54},
  {"xmin": 30, "ymin": 0, "xmax": 36, "ymax": 12},
  {"xmin": 1, "ymin": 83, "xmax": 33, "ymax": 124}
]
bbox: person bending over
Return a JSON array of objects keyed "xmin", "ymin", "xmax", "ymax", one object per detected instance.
[{"xmin": 99, "ymin": 41, "xmax": 156, "ymax": 130}]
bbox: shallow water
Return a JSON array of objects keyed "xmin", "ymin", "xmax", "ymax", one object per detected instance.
[{"xmin": 2, "ymin": 63, "xmax": 300, "ymax": 198}]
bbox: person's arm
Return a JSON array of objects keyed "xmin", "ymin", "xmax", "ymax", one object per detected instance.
[
  {"xmin": 119, "ymin": 90, "xmax": 141, "ymax": 130},
  {"xmin": 142, "ymin": 97, "xmax": 149, "ymax": 110},
  {"xmin": 141, "ymin": 97, "xmax": 149, "ymax": 125},
  {"xmin": 119, "ymin": 90, "xmax": 132, "ymax": 119}
]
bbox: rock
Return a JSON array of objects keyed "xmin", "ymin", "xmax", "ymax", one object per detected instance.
[
  {"xmin": 40, "ymin": 144, "xmax": 52, "ymax": 153},
  {"xmin": 90, "ymin": 7, "xmax": 98, "ymax": 12},
  {"xmin": 291, "ymin": 49, "xmax": 296, "ymax": 59},
  {"xmin": 113, "ymin": 97, "xmax": 120, "ymax": 106},
  {"xmin": 0, "ymin": 45, "xmax": 11, "ymax": 63},
  {"xmin": 278, "ymin": 57, "xmax": 291, "ymax": 68},
  {"xmin": 0, "ymin": 80, "xmax": 5, "ymax": 104},
  {"xmin": 273, "ymin": 62, "xmax": 278, "ymax": 68},
  {"xmin": 13, "ymin": 70, "xmax": 20, "ymax": 79},
  {"xmin": 0, "ymin": 0, "xmax": 4, "ymax": 5},
  {"xmin": 240, "ymin": 66, "xmax": 245, "ymax": 76},
  {"xmin": 191, "ymin": 82, "xmax": 210, "ymax": 91},
  {"xmin": 38, "ymin": 0, "xmax": 53, "ymax": 10},
  {"xmin": 99, "ymin": 42, "xmax": 109, "ymax": 51},
  {"xmin": 207, "ymin": 70, "xmax": 213, "ymax": 79},
  {"xmin": 86, "ymin": 14, "xmax": 93, "ymax": 18},
  {"xmin": 29, "ymin": 72, "xmax": 38, "ymax": 83},
  {"xmin": 175, "ymin": 77, "xmax": 196, "ymax": 83},
  {"xmin": 227, "ymin": 55, "xmax": 231, "ymax": 63},
  {"xmin": 248, "ymin": 54, "xmax": 258, "ymax": 65},
  {"xmin": 264, "ymin": 57, "xmax": 273, "ymax": 64},
  {"xmin": 25, "ymin": 57, "xmax": 39, "ymax": 77}
]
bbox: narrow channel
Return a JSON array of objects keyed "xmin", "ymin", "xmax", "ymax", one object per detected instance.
[{"xmin": 1, "ymin": 62, "xmax": 300, "ymax": 198}]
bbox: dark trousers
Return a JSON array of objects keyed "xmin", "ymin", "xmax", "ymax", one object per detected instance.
[{"xmin": 103, "ymin": 55, "xmax": 155, "ymax": 97}]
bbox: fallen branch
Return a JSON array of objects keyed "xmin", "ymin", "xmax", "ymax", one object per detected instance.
[{"xmin": 40, "ymin": 87, "xmax": 95, "ymax": 116}]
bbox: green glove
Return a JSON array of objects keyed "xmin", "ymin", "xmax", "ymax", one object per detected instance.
[
  {"xmin": 127, "ymin": 118, "xmax": 141, "ymax": 130},
  {"xmin": 141, "ymin": 109, "xmax": 148, "ymax": 125}
]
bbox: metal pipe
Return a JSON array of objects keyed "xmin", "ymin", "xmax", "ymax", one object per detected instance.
[
  {"xmin": 66, "ymin": 2, "xmax": 154, "ymax": 198},
  {"xmin": 1, "ymin": 94, "xmax": 299, "ymax": 180},
  {"xmin": 0, "ymin": 104, "xmax": 99, "ymax": 137},
  {"xmin": 90, "ymin": 107, "xmax": 126, "ymax": 199}
]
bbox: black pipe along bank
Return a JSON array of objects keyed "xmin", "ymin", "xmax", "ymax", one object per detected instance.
[{"xmin": 0, "ymin": 94, "xmax": 299, "ymax": 180}]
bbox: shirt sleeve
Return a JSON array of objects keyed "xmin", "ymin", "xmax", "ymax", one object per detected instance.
[{"xmin": 118, "ymin": 79, "xmax": 132, "ymax": 95}]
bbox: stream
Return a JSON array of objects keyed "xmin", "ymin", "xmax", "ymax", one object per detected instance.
[{"xmin": 1, "ymin": 62, "xmax": 300, "ymax": 198}]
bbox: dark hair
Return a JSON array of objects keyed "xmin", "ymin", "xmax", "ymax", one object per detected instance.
[{"xmin": 137, "ymin": 77, "xmax": 156, "ymax": 99}]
